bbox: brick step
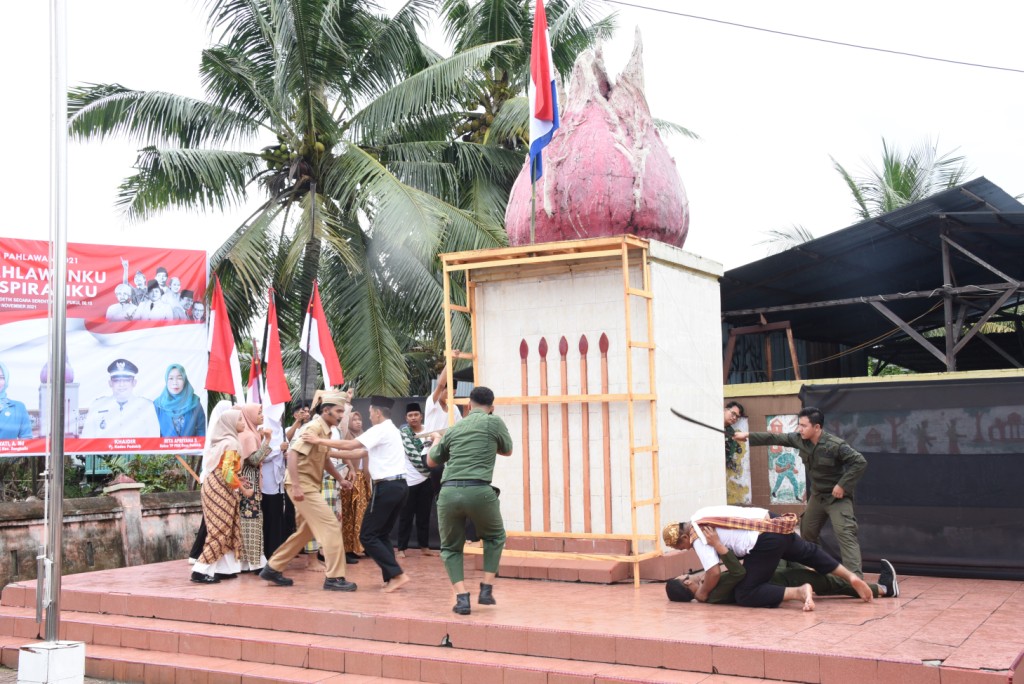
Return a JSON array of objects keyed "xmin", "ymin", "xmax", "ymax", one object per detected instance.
[
  {"xmin": 0, "ymin": 608, "xmax": 797, "ymax": 684},
  {"xmin": 2, "ymin": 585, "xmax": 730, "ymax": 675},
  {"xmin": 0, "ymin": 639, "xmax": 407, "ymax": 683}
]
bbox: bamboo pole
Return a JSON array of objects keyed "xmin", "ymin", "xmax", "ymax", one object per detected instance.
[
  {"xmin": 442, "ymin": 266, "xmax": 455, "ymax": 425},
  {"xmin": 559, "ymin": 336, "xmax": 571, "ymax": 532},
  {"xmin": 462, "ymin": 547, "xmax": 662, "ymax": 563},
  {"xmin": 539, "ymin": 337, "xmax": 551, "ymax": 531},
  {"xmin": 600, "ymin": 333, "xmax": 611, "ymax": 533},
  {"xmin": 520, "ymin": 339, "xmax": 531, "ymax": 531},
  {"xmin": 642, "ymin": 248, "xmax": 661, "ymax": 570},
  {"xmin": 468, "ymin": 277, "xmax": 480, "ymax": 386},
  {"xmin": 579, "ymin": 335, "xmax": 592, "ymax": 533},
  {"xmin": 621, "ymin": 246, "xmax": 640, "ymax": 587},
  {"xmin": 507, "ymin": 530, "xmax": 656, "ymax": 540}
]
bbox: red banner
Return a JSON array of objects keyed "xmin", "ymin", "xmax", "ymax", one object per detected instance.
[{"xmin": 0, "ymin": 238, "xmax": 208, "ymax": 456}]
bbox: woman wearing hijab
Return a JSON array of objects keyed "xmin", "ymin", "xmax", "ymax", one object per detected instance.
[
  {"xmin": 0, "ymin": 362, "xmax": 32, "ymax": 439},
  {"xmin": 238, "ymin": 403, "xmax": 272, "ymax": 572},
  {"xmin": 192, "ymin": 408, "xmax": 253, "ymax": 584},
  {"xmin": 188, "ymin": 400, "xmax": 231, "ymax": 564},
  {"xmin": 153, "ymin": 364, "xmax": 205, "ymax": 438}
]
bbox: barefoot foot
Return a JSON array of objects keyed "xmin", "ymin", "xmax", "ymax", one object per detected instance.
[
  {"xmin": 799, "ymin": 583, "xmax": 815, "ymax": 612},
  {"xmin": 382, "ymin": 573, "xmax": 411, "ymax": 593},
  {"xmin": 851, "ymin": 576, "xmax": 873, "ymax": 602}
]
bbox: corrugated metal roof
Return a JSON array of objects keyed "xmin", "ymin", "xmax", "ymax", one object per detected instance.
[{"xmin": 721, "ymin": 178, "xmax": 1024, "ymax": 370}]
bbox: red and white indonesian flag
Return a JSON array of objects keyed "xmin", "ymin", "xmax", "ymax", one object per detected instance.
[
  {"xmin": 528, "ymin": 0, "xmax": 560, "ymax": 182},
  {"xmin": 206, "ymin": 277, "xmax": 245, "ymax": 399},
  {"xmin": 262, "ymin": 289, "xmax": 291, "ymax": 444},
  {"xmin": 300, "ymin": 281, "xmax": 344, "ymax": 387}
]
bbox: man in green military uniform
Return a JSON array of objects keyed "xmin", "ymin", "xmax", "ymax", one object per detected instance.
[
  {"xmin": 734, "ymin": 406, "xmax": 868, "ymax": 577},
  {"xmin": 427, "ymin": 386, "xmax": 513, "ymax": 615},
  {"xmin": 665, "ymin": 527, "xmax": 898, "ymax": 609}
]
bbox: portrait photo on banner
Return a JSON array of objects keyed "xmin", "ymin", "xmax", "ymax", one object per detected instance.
[
  {"xmin": 0, "ymin": 237, "xmax": 209, "ymax": 457},
  {"xmin": 766, "ymin": 413, "xmax": 807, "ymax": 504}
]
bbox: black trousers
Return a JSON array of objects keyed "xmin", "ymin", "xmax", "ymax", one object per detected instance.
[
  {"xmin": 397, "ymin": 479, "xmax": 433, "ymax": 550},
  {"xmin": 359, "ymin": 479, "xmax": 409, "ymax": 582},
  {"xmin": 734, "ymin": 532, "xmax": 840, "ymax": 608},
  {"xmin": 189, "ymin": 517, "xmax": 207, "ymax": 560},
  {"xmin": 261, "ymin": 492, "xmax": 289, "ymax": 558}
]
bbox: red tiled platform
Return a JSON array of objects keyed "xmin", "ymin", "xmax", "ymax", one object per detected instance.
[{"xmin": 1, "ymin": 554, "xmax": 1021, "ymax": 684}]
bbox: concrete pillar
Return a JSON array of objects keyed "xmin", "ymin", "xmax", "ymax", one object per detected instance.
[{"xmin": 102, "ymin": 477, "xmax": 146, "ymax": 567}]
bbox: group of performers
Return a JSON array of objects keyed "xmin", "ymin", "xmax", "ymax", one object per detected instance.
[
  {"xmin": 188, "ymin": 381, "xmax": 899, "ymax": 615},
  {"xmin": 189, "ymin": 372, "xmax": 513, "ymax": 616}
]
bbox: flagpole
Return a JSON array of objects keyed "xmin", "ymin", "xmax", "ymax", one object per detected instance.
[
  {"xmin": 300, "ymin": 286, "xmax": 314, "ymax": 403},
  {"xmin": 261, "ymin": 288, "xmax": 273, "ymax": 366},
  {"xmin": 40, "ymin": 0, "xmax": 69, "ymax": 644},
  {"xmin": 530, "ymin": 172, "xmax": 537, "ymax": 245},
  {"xmin": 300, "ymin": 181, "xmax": 319, "ymax": 402}
]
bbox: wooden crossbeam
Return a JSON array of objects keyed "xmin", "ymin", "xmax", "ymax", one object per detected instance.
[{"xmin": 869, "ymin": 301, "xmax": 947, "ymax": 365}]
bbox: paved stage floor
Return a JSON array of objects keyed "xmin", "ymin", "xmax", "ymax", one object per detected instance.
[{"xmin": 2, "ymin": 552, "xmax": 1022, "ymax": 683}]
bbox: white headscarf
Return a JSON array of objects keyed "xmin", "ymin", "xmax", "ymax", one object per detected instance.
[{"xmin": 201, "ymin": 403, "xmax": 241, "ymax": 483}]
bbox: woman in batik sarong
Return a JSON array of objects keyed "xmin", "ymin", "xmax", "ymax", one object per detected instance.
[
  {"xmin": 237, "ymin": 403, "xmax": 272, "ymax": 572},
  {"xmin": 191, "ymin": 409, "xmax": 252, "ymax": 584},
  {"xmin": 339, "ymin": 410, "xmax": 371, "ymax": 562}
]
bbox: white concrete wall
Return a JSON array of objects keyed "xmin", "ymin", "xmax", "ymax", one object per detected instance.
[{"xmin": 473, "ymin": 240, "xmax": 723, "ymax": 551}]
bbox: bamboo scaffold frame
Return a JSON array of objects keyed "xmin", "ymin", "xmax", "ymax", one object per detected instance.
[{"xmin": 439, "ymin": 236, "xmax": 662, "ymax": 586}]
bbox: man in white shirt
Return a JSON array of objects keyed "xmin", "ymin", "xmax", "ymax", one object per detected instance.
[
  {"xmin": 663, "ymin": 504, "xmax": 872, "ymax": 609},
  {"xmin": 302, "ymin": 395, "xmax": 411, "ymax": 593},
  {"xmin": 80, "ymin": 359, "xmax": 160, "ymax": 439},
  {"xmin": 105, "ymin": 284, "xmax": 138, "ymax": 321},
  {"xmin": 397, "ymin": 402, "xmax": 436, "ymax": 558},
  {"xmin": 135, "ymin": 280, "xmax": 175, "ymax": 321}
]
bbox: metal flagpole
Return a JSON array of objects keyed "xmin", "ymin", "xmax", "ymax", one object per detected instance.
[
  {"xmin": 300, "ymin": 184, "xmax": 319, "ymax": 400},
  {"xmin": 300, "ymin": 296, "xmax": 312, "ymax": 403},
  {"xmin": 530, "ymin": 175, "xmax": 537, "ymax": 245},
  {"xmin": 40, "ymin": 0, "xmax": 69, "ymax": 643}
]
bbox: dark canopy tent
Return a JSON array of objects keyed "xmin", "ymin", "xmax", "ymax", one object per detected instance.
[
  {"xmin": 721, "ymin": 179, "xmax": 1024, "ymax": 579},
  {"xmin": 722, "ymin": 177, "xmax": 1024, "ymax": 379}
]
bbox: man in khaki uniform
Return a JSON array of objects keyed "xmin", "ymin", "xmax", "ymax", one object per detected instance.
[{"xmin": 260, "ymin": 390, "xmax": 357, "ymax": 591}]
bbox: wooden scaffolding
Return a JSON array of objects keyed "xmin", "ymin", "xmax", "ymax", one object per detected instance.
[{"xmin": 439, "ymin": 236, "xmax": 662, "ymax": 586}]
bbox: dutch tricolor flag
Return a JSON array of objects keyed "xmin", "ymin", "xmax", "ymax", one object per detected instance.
[{"xmin": 529, "ymin": 0, "xmax": 559, "ymax": 182}]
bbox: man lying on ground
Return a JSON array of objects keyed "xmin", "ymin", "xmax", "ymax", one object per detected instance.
[
  {"xmin": 666, "ymin": 526, "xmax": 899, "ymax": 611},
  {"xmin": 662, "ymin": 504, "xmax": 875, "ymax": 609}
]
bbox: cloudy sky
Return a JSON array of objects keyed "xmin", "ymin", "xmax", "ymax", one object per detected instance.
[{"xmin": 5, "ymin": 0, "xmax": 1023, "ymax": 270}]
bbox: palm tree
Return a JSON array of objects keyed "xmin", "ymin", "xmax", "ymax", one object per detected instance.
[
  {"xmin": 832, "ymin": 138, "xmax": 971, "ymax": 221},
  {"xmin": 68, "ymin": 0, "xmax": 517, "ymax": 395},
  {"xmin": 757, "ymin": 224, "xmax": 815, "ymax": 255},
  {"xmin": 442, "ymin": 0, "xmax": 614, "ymax": 142}
]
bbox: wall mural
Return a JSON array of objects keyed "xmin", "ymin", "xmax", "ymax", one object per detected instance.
[
  {"xmin": 766, "ymin": 413, "xmax": 806, "ymax": 504},
  {"xmin": 826, "ymin": 407, "xmax": 1023, "ymax": 455}
]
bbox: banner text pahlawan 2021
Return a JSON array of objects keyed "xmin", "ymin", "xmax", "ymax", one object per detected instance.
[{"xmin": 0, "ymin": 238, "xmax": 208, "ymax": 456}]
